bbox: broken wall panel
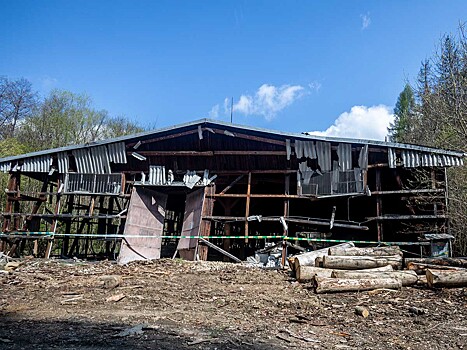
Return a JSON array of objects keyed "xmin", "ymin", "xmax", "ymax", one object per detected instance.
[{"xmin": 117, "ymin": 187, "xmax": 167, "ymax": 264}]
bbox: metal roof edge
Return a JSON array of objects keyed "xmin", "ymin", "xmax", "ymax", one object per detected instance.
[{"xmin": 0, "ymin": 118, "xmax": 464, "ymax": 163}]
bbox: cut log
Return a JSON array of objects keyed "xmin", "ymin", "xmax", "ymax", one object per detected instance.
[
  {"xmin": 331, "ymin": 270, "xmax": 418, "ymax": 286},
  {"xmin": 322, "ymin": 255, "xmax": 403, "ymax": 270},
  {"xmin": 405, "ymin": 257, "xmax": 467, "ymax": 269},
  {"xmin": 347, "ymin": 265, "xmax": 394, "ymax": 272},
  {"xmin": 328, "ymin": 246, "xmax": 402, "ymax": 257},
  {"xmin": 297, "ymin": 265, "xmax": 393, "ymax": 283},
  {"xmin": 426, "ymin": 269, "xmax": 467, "ymax": 288},
  {"xmin": 291, "ymin": 242, "xmax": 355, "ymax": 271},
  {"xmin": 354, "ymin": 306, "xmax": 369, "ymax": 318},
  {"xmin": 406, "ymin": 262, "xmax": 465, "ymax": 275},
  {"xmin": 296, "ymin": 266, "xmax": 334, "ymax": 282},
  {"xmin": 314, "ymin": 277, "xmax": 402, "ymax": 294},
  {"xmin": 314, "ymin": 256, "xmax": 324, "ymax": 267}
]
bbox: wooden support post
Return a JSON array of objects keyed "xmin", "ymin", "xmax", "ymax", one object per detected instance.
[
  {"xmin": 244, "ymin": 172, "xmax": 251, "ymax": 243},
  {"xmin": 62, "ymin": 194, "xmax": 74, "ymax": 257},
  {"xmin": 0, "ymin": 174, "xmax": 16, "ymax": 252},
  {"xmin": 221, "ymin": 199, "xmax": 232, "ymax": 262},
  {"xmin": 198, "ymin": 185, "xmax": 215, "ymax": 261},
  {"xmin": 281, "ymin": 174, "xmax": 290, "ymax": 267},
  {"xmin": 375, "ymin": 169, "xmax": 383, "ymax": 241},
  {"xmin": 45, "ymin": 179, "xmax": 61, "ymax": 259}
]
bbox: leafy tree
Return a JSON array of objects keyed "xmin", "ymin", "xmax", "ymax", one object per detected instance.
[
  {"xmin": 17, "ymin": 90, "xmax": 145, "ymax": 151},
  {"xmin": 388, "ymin": 84, "xmax": 416, "ymax": 142},
  {"xmin": 402, "ymin": 25, "xmax": 467, "ymax": 255}
]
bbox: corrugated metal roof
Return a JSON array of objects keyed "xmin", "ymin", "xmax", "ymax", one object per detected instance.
[
  {"xmin": 22, "ymin": 155, "xmax": 52, "ymax": 173},
  {"xmin": 0, "ymin": 119, "xmax": 464, "ymax": 167}
]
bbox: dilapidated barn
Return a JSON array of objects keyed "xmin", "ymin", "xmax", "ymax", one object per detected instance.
[{"xmin": 0, "ymin": 119, "xmax": 464, "ymax": 263}]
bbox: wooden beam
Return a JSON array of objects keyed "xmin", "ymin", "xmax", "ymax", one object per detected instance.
[
  {"xmin": 127, "ymin": 129, "xmax": 199, "ymax": 147},
  {"xmin": 210, "ymin": 128, "xmax": 286, "ymax": 146},
  {"xmin": 220, "ymin": 175, "xmax": 244, "ymax": 194},
  {"xmin": 202, "ymin": 216, "xmax": 369, "ymax": 230},
  {"xmin": 371, "ymin": 188, "xmax": 445, "ymax": 195},
  {"xmin": 131, "ymin": 150, "xmax": 287, "ymax": 156},
  {"xmin": 199, "ymin": 238, "xmax": 241, "ymax": 263}
]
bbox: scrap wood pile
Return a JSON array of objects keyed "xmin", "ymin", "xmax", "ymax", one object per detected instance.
[{"xmin": 288, "ymin": 242, "xmax": 467, "ymax": 294}]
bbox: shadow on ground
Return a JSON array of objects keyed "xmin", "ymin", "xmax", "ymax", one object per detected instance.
[{"xmin": 0, "ymin": 313, "xmax": 284, "ymax": 350}]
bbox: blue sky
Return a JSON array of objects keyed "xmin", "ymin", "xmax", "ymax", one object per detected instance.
[{"xmin": 1, "ymin": 1, "xmax": 465, "ymax": 139}]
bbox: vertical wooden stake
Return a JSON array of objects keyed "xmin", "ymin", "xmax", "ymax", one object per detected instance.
[
  {"xmin": 244, "ymin": 172, "xmax": 251, "ymax": 243},
  {"xmin": 375, "ymin": 169, "xmax": 383, "ymax": 241}
]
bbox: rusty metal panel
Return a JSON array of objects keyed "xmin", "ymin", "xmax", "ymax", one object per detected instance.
[
  {"xmin": 177, "ymin": 188, "xmax": 205, "ymax": 259},
  {"xmin": 107, "ymin": 142, "xmax": 127, "ymax": 164},
  {"xmin": 117, "ymin": 187, "xmax": 167, "ymax": 264}
]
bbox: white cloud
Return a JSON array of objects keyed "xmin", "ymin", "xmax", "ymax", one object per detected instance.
[
  {"xmin": 307, "ymin": 105, "xmax": 394, "ymax": 141},
  {"xmin": 233, "ymin": 83, "xmax": 305, "ymax": 121},
  {"xmin": 209, "ymin": 81, "xmax": 321, "ymax": 121},
  {"xmin": 360, "ymin": 13, "xmax": 371, "ymax": 30},
  {"xmin": 209, "ymin": 104, "xmax": 220, "ymax": 119},
  {"xmin": 308, "ymin": 81, "xmax": 322, "ymax": 92}
]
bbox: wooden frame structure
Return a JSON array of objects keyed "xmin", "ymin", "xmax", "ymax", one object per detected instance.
[{"xmin": 0, "ymin": 119, "xmax": 464, "ymax": 262}]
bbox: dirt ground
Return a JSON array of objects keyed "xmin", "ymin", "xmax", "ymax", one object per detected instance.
[{"xmin": 0, "ymin": 258, "xmax": 466, "ymax": 350}]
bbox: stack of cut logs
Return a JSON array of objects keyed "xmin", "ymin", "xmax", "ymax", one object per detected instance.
[{"xmin": 288, "ymin": 242, "xmax": 467, "ymax": 294}]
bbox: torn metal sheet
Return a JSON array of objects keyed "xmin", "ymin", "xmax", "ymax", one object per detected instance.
[
  {"xmin": 148, "ymin": 165, "xmax": 166, "ymax": 185},
  {"xmin": 337, "ymin": 143, "xmax": 352, "ymax": 171},
  {"xmin": 107, "ymin": 142, "xmax": 127, "ymax": 164},
  {"xmin": 315, "ymin": 141, "xmax": 332, "ymax": 172},
  {"xmin": 57, "ymin": 152, "xmax": 69, "ymax": 173},
  {"xmin": 286, "ymin": 139, "xmax": 291, "ymax": 160},
  {"xmin": 358, "ymin": 145, "xmax": 369, "ymax": 170},
  {"xmin": 90, "ymin": 146, "xmax": 111, "ymax": 174}
]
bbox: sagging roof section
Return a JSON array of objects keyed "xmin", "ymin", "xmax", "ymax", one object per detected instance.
[{"xmin": 0, "ymin": 118, "xmax": 464, "ymax": 174}]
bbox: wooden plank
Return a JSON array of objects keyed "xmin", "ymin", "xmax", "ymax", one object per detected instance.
[{"xmin": 117, "ymin": 187, "xmax": 167, "ymax": 264}]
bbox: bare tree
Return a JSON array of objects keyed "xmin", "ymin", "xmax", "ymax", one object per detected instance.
[{"xmin": 0, "ymin": 77, "xmax": 37, "ymax": 138}]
